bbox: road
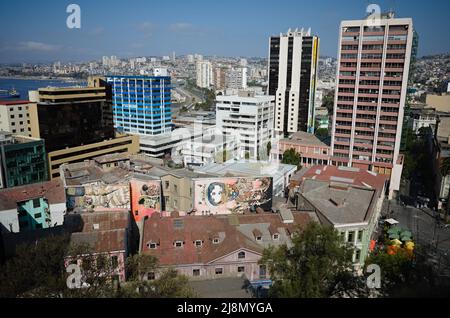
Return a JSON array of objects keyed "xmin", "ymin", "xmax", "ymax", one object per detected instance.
[{"xmin": 387, "ymin": 199, "xmax": 450, "ymax": 275}]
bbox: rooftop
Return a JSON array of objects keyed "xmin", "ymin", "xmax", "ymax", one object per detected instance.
[
  {"xmin": 142, "ymin": 212, "xmax": 311, "ymax": 266},
  {"xmin": 300, "ymin": 179, "xmax": 377, "ymax": 226},
  {"xmin": 0, "ymin": 179, "xmax": 65, "ymax": 210},
  {"xmin": 299, "ymin": 165, "xmax": 388, "ymax": 192},
  {"xmin": 0, "ymin": 100, "xmax": 31, "ymax": 106},
  {"xmin": 281, "ymin": 131, "xmax": 329, "ymax": 147}
]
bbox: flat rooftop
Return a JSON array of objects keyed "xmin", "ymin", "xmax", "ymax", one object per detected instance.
[{"xmin": 281, "ymin": 131, "xmax": 328, "ymax": 147}]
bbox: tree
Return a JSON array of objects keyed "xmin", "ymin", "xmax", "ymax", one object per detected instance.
[
  {"xmin": 315, "ymin": 128, "xmax": 329, "ymax": 140},
  {"xmin": 260, "ymin": 222, "xmax": 355, "ymax": 298},
  {"xmin": 281, "ymin": 149, "xmax": 301, "ymax": 167},
  {"xmin": 321, "ymin": 90, "xmax": 335, "ymax": 116}
]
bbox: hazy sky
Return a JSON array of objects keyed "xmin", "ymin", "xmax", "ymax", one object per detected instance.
[{"xmin": 1, "ymin": 0, "xmax": 449, "ymax": 63}]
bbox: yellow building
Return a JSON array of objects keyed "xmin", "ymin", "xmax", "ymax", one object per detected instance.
[{"xmin": 28, "ymin": 85, "xmax": 139, "ymax": 179}]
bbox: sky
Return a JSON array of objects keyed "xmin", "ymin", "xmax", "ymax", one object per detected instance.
[{"xmin": 0, "ymin": 0, "xmax": 449, "ymax": 63}]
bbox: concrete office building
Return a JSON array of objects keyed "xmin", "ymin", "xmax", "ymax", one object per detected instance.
[
  {"xmin": 28, "ymin": 85, "xmax": 139, "ymax": 179},
  {"xmin": 0, "ymin": 132, "xmax": 48, "ymax": 189},
  {"xmin": 225, "ymin": 67, "xmax": 248, "ymax": 90},
  {"xmin": 216, "ymin": 91, "xmax": 275, "ymax": 160},
  {"xmin": 330, "ymin": 13, "xmax": 414, "ymax": 183},
  {"xmin": 0, "ymin": 100, "xmax": 33, "ymax": 137},
  {"xmin": 268, "ymin": 28, "xmax": 320, "ymax": 136},
  {"xmin": 196, "ymin": 61, "xmax": 214, "ymax": 88}
]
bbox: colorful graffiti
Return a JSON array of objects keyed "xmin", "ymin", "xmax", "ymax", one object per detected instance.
[
  {"xmin": 194, "ymin": 177, "xmax": 273, "ymax": 215},
  {"xmin": 130, "ymin": 178, "xmax": 161, "ymax": 221}
]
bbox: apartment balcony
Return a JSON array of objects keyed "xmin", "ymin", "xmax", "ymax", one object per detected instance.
[
  {"xmin": 360, "ymin": 49, "xmax": 383, "ymax": 54},
  {"xmin": 357, "ymin": 101, "xmax": 379, "ymax": 107},
  {"xmin": 379, "ymin": 119, "xmax": 399, "ymax": 125},
  {"xmin": 360, "ymin": 67, "xmax": 382, "ymax": 72},
  {"xmin": 383, "ymin": 76, "xmax": 403, "ymax": 81},
  {"xmin": 358, "ymin": 93, "xmax": 379, "ymax": 98},
  {"xmin": 353, "ymin": 150, "xmax": 373, "ymax": 157},
  {"xmin": 335, "ymin": 124, "xmax": 353, "ymax": 130},
  {"xmin": 338, "ymin": 92, "xmax": 356, "ymax": 97},
  {"xmin": 359, "ymin": 84, "xmax": 380, "ymax": 89},
  {"xmin": 353, "ymin": 134, "xmax": 375, "ymax": 141},
  {"xmin": 377, "ymin": 144, "xmax": 395, "ymax": 151},
  {"xmin": 363, "ymin": 31, "xmax": 385, "ymax": 36},
  {"xmin": 342, "ymin": 40, "xmax": 359, "ymax": 46},
  {"xmin": 340, "ymin": 50, "xmax": 358, "ymax": 54},
  {"xmin": 339, "ymin": 75, "xmax": 356, "ymax": 80},
  {"xmin": 388, "ymin": 30, "xmax": 409, "ymax": 36},
  {"xmin": 336, "ymin": 117, "xmax": 353, "ymax": 124},
  {"xmin": 336, "ymin": 109, "xmax": 354, "ymax": 114},
  {"xmin": 362, "ymin": 40, "xmax": 384, "ymax": 46},
  {"xmin": 380, "ymin": 111, "xmax": 399, "ymax": 116},
  {"xmin": 381, "ymin": 102, "xmax": 400, "ymax": 108},
  {"xmin": 384, "ymin": 67, "xmax": 404, "ymax": 73},
  {"xmin": 339, "ymin": 83, "xmax": 356, "ymax": 89},
  {"xmin": 376, "ymin": 153, "xmax": 394, "ymax": 160},
  {"xmin": 334, "ymin": 140, "xmax": 351, "ymax": 147},
  {"xmin": 341, "ymin": 58, "xmax": 358, "ymax": 63},
  {"xmin": 355, "ymin": 118, "xmax": 376, "ymax": 124},
  {"xmin": 387, "ymin": 40, "xmax": 407, "ymax": 45},
  {"xmin": 361, "ymin": 58, "xmax": 382, "ymax": 63},
  {"xmin": 385, "ymin": 58, "xmax": 406, "ymax": 63},
  {"xmin": 377, "ymin": 136, "xmax": 396, "ymax": 143},
  {"xmin": 334, "ymin": 148, "xmax": 351, "ymax": 155},
  {"xmin": 386, "ymin": 49, "xmax": 406, "ymax": 54},
  {"xmin": 342, "ymin": 31, "xmax": 360, "ymax": 37},
  {"xmin": 334, "ymin": 133, "xmax": 352, "ymax": 139},
  {"xmin": 381, "ymin": 85, "xmax": 402, "ymax": 91},
  {"xmin": 359, "ymin": 76, "xmax": 381, "ymax": 81},
  {"xmin": 354, "ymin": 142, "xmax": 374, "ymax": 149},
  {"xmin": 354, "ymin": 126, "xmax": 375, "ymax": 132},
  {"xmin": 379, "ymin": 128, "xmax": 397, "ymax": 134},
  {"xmin": 340, "ymin": 66, "xmax": 358, "ymax": 72}
]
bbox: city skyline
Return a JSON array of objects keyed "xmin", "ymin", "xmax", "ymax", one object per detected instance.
[{"xmin": 1, "ymin": 0, "xmax": 450, "ymax": 63}]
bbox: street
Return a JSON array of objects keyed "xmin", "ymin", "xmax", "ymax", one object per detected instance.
[{"xmin": 386, "ymin": 199, "xmax": 450, "ymax": 275}]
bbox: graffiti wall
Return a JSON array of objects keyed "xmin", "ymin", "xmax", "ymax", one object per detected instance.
[
  {"xmin": 193, "ymin": 177, "xmax": 273, "ymax": 215},
  {"xmin": 66, "ymin": 182, "xmax": 130, "ymax": 211},
  {"xmin": 130, "ymin": 178, "xmax": 162, "ymax": 221}
]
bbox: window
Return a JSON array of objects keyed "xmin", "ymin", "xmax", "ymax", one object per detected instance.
[
  {"xmin": 213, "ymin": 238, "xmax": 220, "ymax": 244},
  {"xmin": 34, "ymin": 213, "xmax": 42, "ymax": 218},
  {"xmin": 259, "ymin": 265, "xmax": 267, "ymax": 279},
  {"xmin": 215, "ymin": 268, "xmax": 223, "ymax": 275},
  {"xmin": 237, "ymin": 251, "xmax": 246, "ymax": 259},
  {"xmin": 355, "ymin": 250, "xmax": 361, "ymax": 263},
  {"xmin": 348, "ymin": 231, "xmax": 355, "ymax": 243},
  {"xmin": 111, "ymin": 256, "xmax": 118, "ymax": 268},
  {"xmin": 174, "ymin": 184, "xmax": 178, "ymax": 193},
  {"xmin": 148, "ymin": 242, "xmax": 157, "ymax": 249},
  {"xmin": 193, "ymin": 269, "xmax": 200, "ymax": 276},
  {"xmin": 33, "ymin": 198, "xmax": 40, "ymax": 208},
  {"xmin": 147, "ymin": 272, "xmax": 155, "ymax": 280},
  {"xmin": 195, "ymin": 240, "xmax": 202, "ymax": 247},
  {"xmin": 273, "ymin": 234, "xmax": 279, "ymax": 240},
  {"xmin": 256, "ymin": 236, "xmax": 262, "ymax": 241},
  {"xmin": 237, "ymin": 266, "xmax": 245, "ymax": 273},
  {"xmin": 175, "ymin": 241, "xmax": 183, "ymax": 248},
  {"xmin": 357, "ymin": 230, "xmax": 363, "ymax": 242},
  {"xmin": 165, "ymin": 181, "xmax": 170, "ymax": 189}
]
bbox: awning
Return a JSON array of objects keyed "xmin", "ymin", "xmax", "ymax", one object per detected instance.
[{"xmin": 385, "ymin": 218, "xmax": 399, "ymax": 225}]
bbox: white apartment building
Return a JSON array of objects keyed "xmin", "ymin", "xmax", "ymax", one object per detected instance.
[
  {"xmin": 216, "ymin": 91, "xmax": 275, "ymax": 160},
  {"xmin": 225, "ymin": 67, "xmax": 248, "ymax": 90},
  {"xmin": 0, "ymin": 100, "xmax": 32, "ymax": 137},
  {"xmin": 196, "ymin": 61, "xmax": 213, "ymax": 88}
]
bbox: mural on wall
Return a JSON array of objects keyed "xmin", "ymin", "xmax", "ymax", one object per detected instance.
[
  {"xmin": 130, "ymin": 178, "xmax": 161, "ymax": 221},
  {"xmin": 194, "ymin": 177, "xmax": 273, "ymax": 215},
  {"xmin": 66, "ymin": 183, "xmax": 130, "ymax": 211}
]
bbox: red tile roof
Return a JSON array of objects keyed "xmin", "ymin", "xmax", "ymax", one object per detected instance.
[
  {"xmin": 300, "ymin": 165, "xmax": 388, "ymax": 192},
  {"xmin": 0, "ymin": 179, "xmax": 65, "ymax": 210},
  {"xmin": 0, "ymin": 100, "xmax": 31, "ymax": 106},
  {"xmin": 142, "ymin": 212, "xmax": 311, "ymax": 266}
]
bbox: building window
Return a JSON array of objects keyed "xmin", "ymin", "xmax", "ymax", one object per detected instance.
[
  {"xmin": 357, "ymin": 230, "xmax": 363, "ymax": 242},
  {"xmin": 348, "ymin": 231, "xmax": 354, "ymax": 243},
  {"xmin": 273, "ymin": 234, "xmax": 279, "ymax": 240},
  {"xmin": 355, "ymin": 250, "xmax": 361, "ymax": 263},
  {"xmin": 213, "ymin": 238, "xmax": 220, "ymax": 244},
  {"xmin": 256, "ymin": 236, "xmax": 262, "ymax": 241},
  {"xmin": 215, "ymin": 268, "xmax": 223, "ymax": 275},
  {"xmin": 259, "ymin": 265, "xmax": 267, "ymax": 279},
  {"xmin": 237, "ymin": 251, "xmax": 246, "ymax": 259},
  {"xmin": 147, "ymin": 272, "xmax": 155, "ymax": 280},
  {"xmin": 195, "ymin": 240, "xmax": 202, "ymax": 247},
  {"xmin": 193, "ymin": 269, "xmax": 200, "ymax": 277},
  {"xmin": 175, "ymin": 241, "xmax": 183, "ymax": 248},
  {"xmin": 165, "ymin": 181, "xmax": 170, "ymax": 189},
  {"xmin": 34, "ymin": 213, "xmax": 42, "ymax": 218},
  {"xmin": 237, "ymin": 266, "xmax": 245, "ymax": 273},
  {"xmin": 174, "ymin": 184, "xmax": 178, "ymax": 193},
  {"xmin": 147, "ymin": 242, "xmax": 157, "ymax": 249},
  {"xmin": 33, "ymin": 198, "xmax": 40, "ymax": 208},
  {"xmin": 111, "ymin": 256, "xmax": 118, "ymax": 268}
]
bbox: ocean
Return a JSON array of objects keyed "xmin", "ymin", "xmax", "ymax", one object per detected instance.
[{"xmin": 0, "ymin": 78, "xmax": 87, "ymax": 101}]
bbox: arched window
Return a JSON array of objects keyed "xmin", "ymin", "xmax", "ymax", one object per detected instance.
[{"xmin": 238, "ymin": 251, "xmax": 246, "ymax": 259}]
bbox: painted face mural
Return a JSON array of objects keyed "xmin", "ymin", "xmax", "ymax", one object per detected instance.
[
  {"xmin": 130, "ymin": 179, "xmax": 161, "ymax": 221},
  {"xmin": 194, "ymin": 177, "xmax": 273, "ymax": 215}
]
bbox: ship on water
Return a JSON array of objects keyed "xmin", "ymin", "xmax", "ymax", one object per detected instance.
[{"xmin": 0, "ymin": 88, "xmax": 20, "ymax": 99}]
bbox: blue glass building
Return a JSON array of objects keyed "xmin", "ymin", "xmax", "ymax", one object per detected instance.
[{"xmin": 106, "ymin": 76, "xmax": 172, "ymax": 136}]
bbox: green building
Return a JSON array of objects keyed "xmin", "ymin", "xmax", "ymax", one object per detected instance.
[{"xmin": 0, "ymin": 132, "xmax": 48, "ymax": 188}]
